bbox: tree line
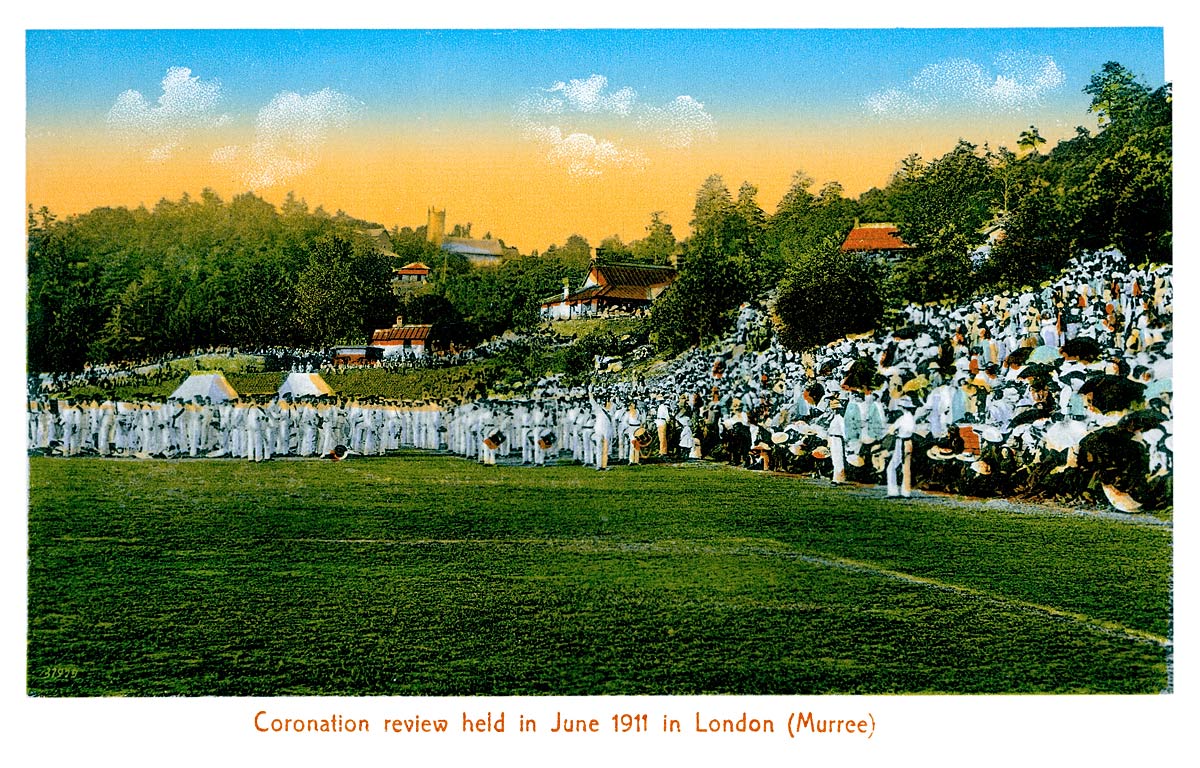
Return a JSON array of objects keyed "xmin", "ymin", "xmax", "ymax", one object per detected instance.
[
  {"xmin": 27, "ymin": 62, "xmax": 1169, "ymax": 372},
  {"xmin": 27, "ymin": 192, "xmax": 399, "ymax": 371}
]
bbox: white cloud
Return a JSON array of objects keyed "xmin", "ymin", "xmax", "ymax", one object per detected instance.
[
  {"xmin": 516, "ymin": 74, "xmax": 715, "ymax": 177},
  {"xmin": 546, "ymin": 74, "xmax": 637, "ymax": 116},
  {"xmin": 527, "ymin": 124, "xmax": 646, "ymax": 178},
  {"xmin": 865, "ymin": 52, "xmax": 1066, "ymax": 118},
  {"xmin": 107, "ymin": 67, "xmax": 361, "ymax": 184},
  {"xmin": 241, "ymin": 88, "xmax": 362, "ymax": 188},
  {"xmin": 637, "ymin": 95, "xmax": 717, "ymax": 149},
  {"xmin": 107, "ymin": 66, "xmax": 228, "ymax": 160},
  {"xmin": 864, "ymin": 87, "xmax": 928, "ymax": 119}
]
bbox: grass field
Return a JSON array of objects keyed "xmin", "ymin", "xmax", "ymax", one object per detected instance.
[
  {"xmin": 27, "ymin": 453, "xmax": 1172, "ymax": 696},
  {"xmin": 548, "ymin": 317, "xmax": 644, "ymax": 338}
]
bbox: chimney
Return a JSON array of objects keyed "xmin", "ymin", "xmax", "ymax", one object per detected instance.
[
  {"xmin": 562, "ymin": 277, "xmax": 570, "ymax": 300},
  {"xmin": 395, "ymin": 316, "xmax": 404, "ymax": 328}
]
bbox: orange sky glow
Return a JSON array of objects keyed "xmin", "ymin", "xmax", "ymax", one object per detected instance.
[{"xmin": 26, "ymin": 120, "xmax": 1082, "ymax": 254}]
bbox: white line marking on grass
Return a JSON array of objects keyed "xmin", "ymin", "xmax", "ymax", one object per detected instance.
[
  {"xmin": 780, "ymin": 550, "xmax": 1171, "ymax": 649},
  {"xmin": 288, "ymin": 535, "xmax": 1169, "ymax": 651},
  {"xmin": 657, "ymin": 537, "xmax": 1171, "ymax": 650}
]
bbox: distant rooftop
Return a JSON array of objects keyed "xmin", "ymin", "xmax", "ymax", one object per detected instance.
[
  {"xmin": 372, "ymin": 325, "xmax": 433, "ymax": 343},
  {"xmin": 442, "ymin": 238, "xmax": 505, "ymax": 257},
  {"xmin": 359, "ymin": 227, "xmax": 397, "ymax": 256},
  {"xmin": 840, "ymin": 223, "xmax": 912, "ymax": 252},
  {"xmin": 590, "ymin": 261, "xmax": 678, "ymax": 288},
  {"xmin": 395, "ymin": 262, "xmax": 431, "ymax": 274}
]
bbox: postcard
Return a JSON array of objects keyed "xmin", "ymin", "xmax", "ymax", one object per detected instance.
[{"xmin": 15, "ymin": 17, "xmax": 1188, "ymax": 766}]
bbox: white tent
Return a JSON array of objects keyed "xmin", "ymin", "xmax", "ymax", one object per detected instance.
[
  {"xmin": 278, "ymin": 372, "xmax": 334, "ymax": 399},
  {"xmin": 170, "ymin": 372, "xmax": 238, "ymax": 402}
]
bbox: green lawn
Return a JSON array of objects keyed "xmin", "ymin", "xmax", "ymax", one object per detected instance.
[
  {"xmin": 548, "ymin": 317, "xmax": 644, "ymax": 338},
  {"xmin": 27, "ymin": 453, "xmax": 1172, "ymax": 696}
]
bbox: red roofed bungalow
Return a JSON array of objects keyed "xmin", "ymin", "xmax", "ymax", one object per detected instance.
[
  {"xmin": 370, "ymin": 317, "xmax": 435, "ymax": 359},
  {"xmin": 840, "ymin": 222, "xmax": 913, "ymax": 255},
  {"xmin": 541, "ymin": 261, "xmax": 678, "ymax": 320},
  {"xmin": 394, "ymin": 262, "xmax": 431, "ymax": 283}
]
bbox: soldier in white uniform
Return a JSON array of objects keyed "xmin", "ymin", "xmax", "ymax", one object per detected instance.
[
  {"xmin": 827, "ymin": 395, "xmax": 846, "ymax": 485},
  {"xmin": 590, "ymin": 394, "xmax": 612, "ymax": 470},
  {"xmin": 274, "ymin": 398, "xmax": 294, "ymax": 457},
  {"xmin": 479, "ymin": 404, "xmax": 498, "ymax": 466},
  {"xmin": 60, "ymin": 399, "xmax": 81, "ymax": 456},
  {"xmin": 135, "ymin": 402, "xmax": 155, "ymax": 456},
  {"xmin": 162, "ymin": 399, "xmax": 184, "ymax": 457},
  {"xmin": 516, "ymin": 403, "xmax": 534, "ymax": 465},
  {"xmin": 655, "ymin": 398, "xmax": 671, "ymax": 460},
  {"xmin": 531, "ymin": 401, "xmax": 553, "ymax": 467},
  {"xmin": 677, "ymin": 414, "xmax": 700, "ymax": 460},
  {"xmin": 185, "ymin": 398, "xmax": 205, "ymax": 457},
  {"xmin": 246, "ymin": 398, "xmax": 268, "ymax": 462},
  {"xmin": 297, "ymin": 399, "xmax": 320, "ymax": 457},
  {"xmin": 96, "ymin": 397, "xmax": 117, "ymax": 456},
  {"xmin": 318, "ymin": 400, "xmax": 340, "ymax": 456},
  {"xmin": 625, "ymin": 401, "xmax": 643, "ymax": 465},
  {"xmin": 886, "ymin": 398, "xmax": 917, "ymax": 498}
]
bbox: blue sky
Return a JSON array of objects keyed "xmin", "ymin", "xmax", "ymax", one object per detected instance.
[
  {"xmin": 27, "ymin": 28, "xmax": 1165, "ymax": 124},
  {"xmin": 24, "ymin": 27, "xmax": 1168, "ymax": 251}
]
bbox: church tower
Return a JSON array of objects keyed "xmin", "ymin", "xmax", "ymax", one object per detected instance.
[{"xmin": 427, "ymin": 207, "xmax": 446, "ymax": 248}]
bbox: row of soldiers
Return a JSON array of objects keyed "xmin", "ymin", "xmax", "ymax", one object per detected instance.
[
  {"xmin": 28, "ymin": 396, "xmax": 446, "ymax": 461},
  {"xmin": 26, "ymin": 364, "xmax": 1171, "ymax": 513},
  {"xmin": 28, "ymin": 387, "xmax": 700, "ymax": 473},
  {"xmin": 437, "ymin": 393, "xmax": 700, "ymax": 470}
]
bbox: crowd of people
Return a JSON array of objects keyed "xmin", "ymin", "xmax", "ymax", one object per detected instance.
[
  {"xmin": 30, "ymin": 346, "xmax": 328, "ymax": 397},
  {"xmin": 628, "ymin": 249, "xmax": 1173, "ymax": 511},
  {"xmin": 27, "ymin": 395, "xmax": 447, "ymax": 462},
  {"xmin": 316, "ymin": 329, "xmax": 570, "ymax": 376},
  {"xmin": 28, "ymin": 251, "xmax": 1172, "ymax": 513},
  {"xmin": 29, "ymin": 337, "xmax": 532, "ymax": 397}
]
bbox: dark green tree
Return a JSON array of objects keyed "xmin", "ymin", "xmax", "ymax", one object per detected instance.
[
  {"xmin": 629, "ymin": 211, "xmax": 677, "ymax": 265},
  {"xmin": 1075, "ymin": 63, "xmax": 1172, "ymax": 263},
  {"xmin": 596, "ymin": 234, "xmax": 633, "ymax": 261},
  {"xmin": 559, "ymin": 234, "xmax": 592, "ymax": 266},
  {"xmin": 1084, "ymin": 61, "xmax": 1153, "ymax": 128},
  {"xmin": 856, "ymin": 186, "xmax": 900, "ymax": 223},
  {"xmin": 650, "ymin": 235, "xmax": 752, "ymax": 355},
  {"xmin": 773, "ymin": 243, "xmax": 886, "ymax": 351},
  {"xmin": 1017, "ymin": 125, "xmax": 1047, "ymax": 156},
  {"xmin": 888, "ymin": 140, "xmax": 997, "ymax": 302},
  {"xmin": 690, "ymin": 174, "xmax": 735, "ymax": 235},
  {"xmin": 27, "ymin": 220, "xmax": 105, "ymax": 371},
  {"xmin": 294, "ymin": 229, "xmax": 397, "ymax": 346},
  {"xmin": 650, "ymin": 175, "xmax": 769, "ymax": 353},
  {"xmin": 763, "ymin": 175, "xmax": 860, "ymax": 288}
]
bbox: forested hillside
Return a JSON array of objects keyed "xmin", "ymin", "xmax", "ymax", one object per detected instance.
[{"xmin": 27, "ymin": 62, "xmax": 1170, "ymax": 373}]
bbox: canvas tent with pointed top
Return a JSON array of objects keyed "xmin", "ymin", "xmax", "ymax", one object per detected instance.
[
  {"xmin": 170, "ymin": 372, "xmax": 238, "ymax": 402},
  {"xmin": 278, "ymin": 372, "xmax": 334, "ymax": 399}
]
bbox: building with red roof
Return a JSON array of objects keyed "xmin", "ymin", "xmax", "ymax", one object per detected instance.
[
  {"xmin": 370, "ymin": 317, "xmax": 436, "ymax": 358},
  {"xmin": 839, "ymin": 223, "xmax": 913, "ymax": 255},
  {"xmin": 541, "ymin": 261, "xmax": 678, "ymax": 320},
  {"xmin": 394, "ymin": 261, "xmax": 431, "ymax": 284}
]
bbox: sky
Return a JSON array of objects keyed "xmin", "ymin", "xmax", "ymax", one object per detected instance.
[{"xmin": 24, "ymin": 27, "xmax": 1167, "ymax": 253}]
